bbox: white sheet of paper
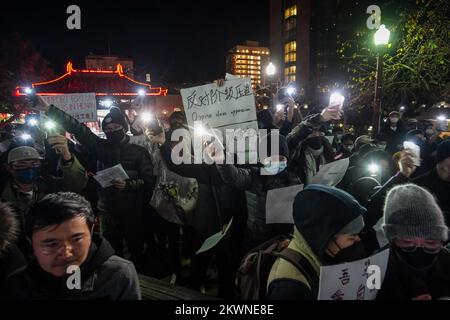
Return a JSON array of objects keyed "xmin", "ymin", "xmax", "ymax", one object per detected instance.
[
  {"xmin": 266, "ymin": 184, "xmax": 304, "ymax": 224},
  {"xmin": 42, "ymin": 93, "xmax": 97, "ymax": 123},
  {"xmin": 310, "ymin": 158, "xmax": 350, "ymax": 186},
  {"xmin": 181, "ymin": 77, "xmax": 257, "ymax": 129},
  {"xmin": 318, "ymin": 249, "xmax": 390, "ymax": 300},
  {"xmin": 325, "ymin": 136, "xmax": 335, "ymax": 145},
  {"xmin": 0, "ymin": 140, "xmax": 11, "ymax": 153},
  {"xmin": 93, "ymin": 164, "xmax": 129, "ymax": 188},
  {"xmin": 403, "ymin": 141, "xmax": 421, "ymax": 167},
  {"xmin": 195, "ymin": 218, "xmax": 233, "ymax": 255}
]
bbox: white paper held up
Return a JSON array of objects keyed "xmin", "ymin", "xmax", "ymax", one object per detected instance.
[
  {"xmin": 310, "ymin": 158, "xmax": 350, "ymax": 186},
  {"xmin": 266, "ymin": 184, "xmax": 304, "ymax": 224},
  {"xmin": 195, "ymin": 218, "xmax": 233, "ymax": 255},
  {"xmin": 93, "ymin": 164, "xmax": 129, "ymax": 188}
]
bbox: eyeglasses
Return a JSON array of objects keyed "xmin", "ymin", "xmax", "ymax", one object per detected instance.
[
  {"xmin": 38, "ymin": 234, "xmax": 91, "ymax": 255},
  {"xmin": 395, "ymin": 239, "xmax": 443, "ymax": 254}
]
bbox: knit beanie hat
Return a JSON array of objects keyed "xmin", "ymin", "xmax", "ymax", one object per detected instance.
[
  {"xmin": 101, "ymin": 107, "xmax": 129, "ymax": 131},
  {"xmin": 383, "ymin": 184, "xmax": 449, "ymax": 242},
  {"xmin": 436, "ymin": 140, "xmax": 450, "ymax": 164}
]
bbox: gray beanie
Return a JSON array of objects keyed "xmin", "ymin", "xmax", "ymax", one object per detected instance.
[{"xmin": 382, "ymin": 184, "xmax": 449, "ymax": 242}]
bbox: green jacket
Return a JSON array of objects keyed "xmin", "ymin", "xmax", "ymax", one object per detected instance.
[
  {"xmin": 267, "ymin": 228, "xmax": 321, "ymax": 300},
  {"xmin": 1, "ymin": 155, "xmax": 88, "ymax": 224}
]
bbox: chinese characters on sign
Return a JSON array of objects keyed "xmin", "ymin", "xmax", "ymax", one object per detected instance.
[{"xmin": 318, "ymin": 249, "xmax": 389, "ymax": 300}]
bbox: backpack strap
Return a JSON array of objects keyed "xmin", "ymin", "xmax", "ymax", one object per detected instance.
[{"xmin": 272, "ymin": 248, "xmax": 319, "ymax": 295}]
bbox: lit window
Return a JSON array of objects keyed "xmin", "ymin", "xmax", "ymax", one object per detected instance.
[{"xmin": 284, "ymin": 5, "xmax": 297, "ymax": 19}]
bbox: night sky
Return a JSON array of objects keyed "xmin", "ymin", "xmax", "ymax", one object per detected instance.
[{"xmin": 1, "ymin": 0, "xmax": 270, "ymax": 83}]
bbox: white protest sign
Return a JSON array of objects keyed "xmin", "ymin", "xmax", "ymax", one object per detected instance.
[
  {"xmin": 266, "ymin": 184, "xmax": 304, "ymax": 224},
  {"xmin": 181, "ymin": 77, "xmax": 257, "ymax": 129},
  {"xmin": 196, "ymin": 217, "xmax": 233, "ymax": 255},
  {"xmin": 318, "ymin": 249, "xmax": 390, "ymax": 300},
  {"xmin": 310, "ymin": 158, "xmax": 350, "ymax": 186},
  {"xmin": 93, "ymin": 164, "xmax": 129, "ymax": 188},
  {"xmin": 325, "ymin": 136, "xmax": 335, "ymax": 146},
  {"xmin": 42, "ymin": 93, "xmax": 97, "ymax": 123}
]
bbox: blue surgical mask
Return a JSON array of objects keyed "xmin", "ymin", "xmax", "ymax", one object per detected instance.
[
  {"xmin": 263, "ymin": 160, "xmax": 288, "ymax": 175},
  {"xmin": 14, "ymin": 167, "xmax": 41, "ymax": 184}
]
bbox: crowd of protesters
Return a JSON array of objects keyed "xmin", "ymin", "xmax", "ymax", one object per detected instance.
[{"xmin": 1, "ymin": 84, "xmax": 450, "ymax": 300}]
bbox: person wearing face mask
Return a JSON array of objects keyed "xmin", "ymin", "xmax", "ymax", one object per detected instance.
[
  {"xmin": 0, "ymin": 144, "xmax": 88, "ymax": 255},
  {"xmin": 267, "ymin": 184, "xmax": 367, "ymax": 300},
  {"xmin": 335, "ymin": 134, "xmax": 355, "ymax": 160},
  {"xmin": 216, "ymin": 131, "xmax": 300, "ymax": 252},
  {"xmin": 287, "ymin": 106, "xmax": 339, "ymax": 185},
  {"xmin": 377, "ymin": 184, "xmax": 450, "ymax": 300},
  {"xmin": 379, "ymin": 111, "xmax": 407, "ymax": 155},
  {"xmin": 32, "ymin": 101, "xmax": 155, "ymax": 272}
]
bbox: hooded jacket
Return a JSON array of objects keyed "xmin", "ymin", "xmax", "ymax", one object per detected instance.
[
  {"xmin": 0, "ymin": 203, "xmax": 30, "ymax": 299},
  {"xmin": 267, "ymin": 185, "xmax": 366, "ymax": 300},
  {"xmin": 22, "ymin": 234, "xmax": 141, "ymax": 300}
]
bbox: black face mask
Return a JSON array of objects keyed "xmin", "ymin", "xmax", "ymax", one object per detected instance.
[
  {"xmin": 306, "ymin": 137, "xmax": 323, "ymax": 150},
  {"xmin": 327, "ymin": 241, "xmax": 367, "ymax": 264},
  {"xmin": 395, "ymin": 247, "xmax": 439, "ymax": 271},
  {"xmin": 106, "ymin": 130, "xmax": 125, "ymax": 144}
]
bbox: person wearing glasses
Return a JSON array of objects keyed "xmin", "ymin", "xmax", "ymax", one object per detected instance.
[
  {"xmin": 377, "ymin": 184, "xmax": 450, "ymax": 300},
  {"xmin": 21, "ymin": 192, "xmax": 141, "ymax": 300}
]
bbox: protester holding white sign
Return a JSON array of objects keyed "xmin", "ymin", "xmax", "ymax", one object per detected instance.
[
  {"xmin": 267, "ymin": 185, "xmax": 367, "ymax": 300},
  {"xmin": 41, "ymin": 93, "xmax": 97, "ymax": 123}
]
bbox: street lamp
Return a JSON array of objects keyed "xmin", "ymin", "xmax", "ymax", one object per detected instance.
[
  {"xmin": 265, "ymin": 62, "xmax": 276, "ymax": 76},
  {"xmin": 372, "ymin": 24, "xmax": 391, "ymax": 136}
]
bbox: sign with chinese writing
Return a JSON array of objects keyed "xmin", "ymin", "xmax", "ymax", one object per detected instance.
[
  {"xmin": 181, "ymin": 77, "xmax": 257, "ymax": 129},
  {"xmin": 42, "ymin": 93, "xmax": 97, "ymax": 123},
  {"xmin": 318, "ymin": 249, "xmax": 390, "ymax": 300}
]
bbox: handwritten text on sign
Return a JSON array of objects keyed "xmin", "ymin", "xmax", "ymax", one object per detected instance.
[
  {"xmin": 318, "ymin": 249, "xmax": 389, "ymax": 300},
  {"xmin": 181, "ymin": 78, "xmax": 257, "ymax": 128},
  {"xmin": 42, "ymin": 93, "xmax": 97, "ymax": 123}
]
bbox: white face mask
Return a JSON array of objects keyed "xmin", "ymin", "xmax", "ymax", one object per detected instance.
[{"xmin": 262, "ymin": 160, "xmax": 288, "ymax": 176}]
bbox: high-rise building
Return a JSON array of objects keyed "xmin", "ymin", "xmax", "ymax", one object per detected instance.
[
  {"xmin": 270, "ymin": 0, "xmax": 373, "ymax": 104},
  {"xmin": 225, "ymin": 41, "xmax": 270, "ymax": 88}
]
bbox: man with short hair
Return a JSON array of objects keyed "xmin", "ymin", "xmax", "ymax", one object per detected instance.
[{"xmin": 23, "ymin": 192, "xmax": 141, "ymax": 300}]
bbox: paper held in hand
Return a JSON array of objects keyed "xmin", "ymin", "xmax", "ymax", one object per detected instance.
[
  {"xmin": 195, "ymin": 217, "xmax": 234, "ymax": 255},
  {"xmin": 93, "ymin": 164, "xmax": 129, "ymax": 188},
  {"xmin": 403, "ymin": 141, "xmax": 421, "ymax": 167}
]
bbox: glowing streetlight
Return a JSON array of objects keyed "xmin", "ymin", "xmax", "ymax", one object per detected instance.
[
  {"xmin": 265, "ymin": 62, "xmax": 276, "ymax": 76},
  {"xmin": 138, "ymin": 89, "xmax": 146, "ymax": 97},
  {"xmin": 372, "ymin": 24, "xmax": 391, "ymax": 135},
  {"xmin": 374, "ymin": 24, "xmax": 391, "ymax": 46},
  {"xmin": 24, "ymin": 87, "xmax": 33, "ymax": 94},
  {"xmin": 437, "ymin": 115, "xmax": 447, "ymax": 121}
]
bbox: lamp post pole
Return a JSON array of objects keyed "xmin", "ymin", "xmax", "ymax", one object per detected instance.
[{"xmin": 372, "ymin": 24, "xmax": 390, "ymax": 136}]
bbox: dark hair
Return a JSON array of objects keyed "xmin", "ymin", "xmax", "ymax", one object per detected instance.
[{"xmin": 26, "ymin": 192, "xmax": 95, "ymax": 237}]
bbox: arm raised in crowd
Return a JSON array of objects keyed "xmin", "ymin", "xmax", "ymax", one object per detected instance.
[
  {"xmin": 215, "ymin": 164, "xmax": 254, "ymax": 190},
  {"xmin": 33, "ymin": 97, "xmax": 103, "ymax": 156},
  {"xmin": 286, "ymin": 106, "xmax": 341, "ymax": 150},
  {"xmin": 158, "ymin": 140, "xmax": 224, "ymax": 185}
]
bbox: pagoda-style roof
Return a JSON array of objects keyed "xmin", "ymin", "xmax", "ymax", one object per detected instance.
[{"xmin": 15, "ymin": 62, "xmax": 167, "ymax": 97}]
